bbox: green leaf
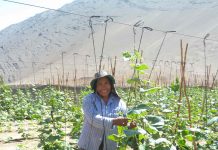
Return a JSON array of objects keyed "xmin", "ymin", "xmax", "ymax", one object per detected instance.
[
  {"xmin": 207, "ymin": 116, "xmax": 218, "ymax": 126},
  {"xmin": 124, "ymin": 127, "xmax": 147, "ymax": 137},
  {"xmin": 44, "ymin": 118, "xmax": 52, "ymax": 123},
  {"xmin": 127, "ymin": 78, "xmax": 141, "ymax": 84},
  {"xmin": 137, "ymin": 128, "xmax": 147, "ymax": 135},
  {"xmin": 139, "ymin": 87, "xmax": 161, "ymax": 94},
  {"xmin": 31, "ymin": 114, "xmax": 41, "ymax": 119},
  {"xmin": 170, "ymin": 77, "xmax": 180, "ymax": 92},
  {"xmin": 124, "ymin": 129, "xmax": 138, "ymax": 137},
  {"xmin": 134, "ymin": 50, "xmax": 141, "ymax": 59},
  {"xmin": 139, "ymin": 134, "xmax": 148, "ymax": 142},
  {"xmin": 127, "ymin": 104, "xmax": 150, "ymax": 115},
  {"xmin": 108, "ymin": 134, "xmax": 122, "ymax": 142},
  {"xmin": 185, "ymin": 134, "xmax": 195, "ymax": 141},
  {"xmin": 145, "ymin": 124, "xmax": 158, "ymax": 134},
  {"xmin": 135, "ymin": 64, "xmax": 149, "ymax": 71},
  {"xmin": 48, "ymin": 135, "xmax": 61, "ymax": 142},
  {"xmin": 145, "ymin": 115, "xmax": 165, "ymax": 128},
  {"xmin": 122, "ymin": 51, "xmax": 132, "ymax": 59},
  {"xmin": 177, "ymin": 138, "xmax": 186, "ymax": 146},
  {"xmin": 181, "ymin": 129, "xmax": 189, "ymax": 136}
]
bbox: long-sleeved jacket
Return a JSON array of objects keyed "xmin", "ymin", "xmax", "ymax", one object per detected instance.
[{"xmin": 78, "ymin": 92, "xmax": 127, "ymax": 150}]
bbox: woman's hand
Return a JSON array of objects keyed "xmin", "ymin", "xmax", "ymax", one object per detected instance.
[
  {"xmin": 112, "ymin": 118, "xmax": 137, "ymax": 128},
  {"xmin": 112, "ymin": 117, "xmax": 128, "ymax": 126},
  {"xmin": 128, "ymin": 120, "xmax": 137, "ymax": 129}
]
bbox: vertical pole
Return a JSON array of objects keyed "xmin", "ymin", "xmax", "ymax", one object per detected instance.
[
  {"xmin": 85, "ymin": 55, "xmax": 90, "ymax": 86},
  {"xmin": 202, "ymin": 33, "xmax": 210, "ymax": 125},
  {"xmin": 61, "ymin": 51, "xmax": 65, "ymax": 86},
  {"xmin": 73, "ymin": 53, "xmax": 78, "ymax": 102}
]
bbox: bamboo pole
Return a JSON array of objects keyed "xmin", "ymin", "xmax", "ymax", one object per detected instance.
[
  {"xmin": 211, "ymin": 69, "xmax": 218, "ymax": 88},
  {"xmin": 176, "ymin": 40, "xmax": 192, "ymax": 131}
]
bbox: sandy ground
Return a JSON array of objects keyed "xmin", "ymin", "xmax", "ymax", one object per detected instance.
[
  {"xmin": 0, "ymin": 121, "xmax": 39, "ymax": 150},
  {"xmin": 0, "ymin": 138, "xmax": 39, "ymax": 150},
  {"xmin": 0, "ymin": 120, "xmax": 78, "ymax": 150}
]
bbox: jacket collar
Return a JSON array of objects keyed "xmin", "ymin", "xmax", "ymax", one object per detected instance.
[{"xmin": 94, "ymin": 92, "xmax": 116, "ymax": 105}]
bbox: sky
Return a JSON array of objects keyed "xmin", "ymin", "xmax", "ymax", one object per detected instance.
[{"xmin": 0, "ymin": 0, "xmax": 74, "ymax": 31}]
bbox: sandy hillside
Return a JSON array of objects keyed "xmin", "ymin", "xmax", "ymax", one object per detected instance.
[{"xmin": 0, "ymin": 0, "xmax": 218, "ymax": 85}]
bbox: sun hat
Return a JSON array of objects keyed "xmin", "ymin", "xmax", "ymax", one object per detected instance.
[{"xmin": 90, "ymin": 70, "xmax": 115, "ymax": 90}]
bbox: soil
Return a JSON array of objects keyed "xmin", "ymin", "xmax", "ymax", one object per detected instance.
[{"xmin": 0, "ymin": 121, "xmax": 39, "ymax": 150}]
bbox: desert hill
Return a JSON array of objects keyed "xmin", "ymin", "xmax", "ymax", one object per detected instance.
[{"xmin": 0, "ymin": 0, "xmax": 218, "ymax": 86}]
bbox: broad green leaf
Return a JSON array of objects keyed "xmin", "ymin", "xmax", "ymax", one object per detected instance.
[
  {"xmin": 124, "ymin": 127, "xmax": 147, "ymax": 137},
  {"xmin": 124, "ymin": 129, "xmax": 138, "ymax": 137},
  {"xmin": 127, "ymin": 104, "xmax": 150, "ymax": 115},
  {"xmin": 145, "ymin": 115, "xmax": 165, "ymax": 128}
]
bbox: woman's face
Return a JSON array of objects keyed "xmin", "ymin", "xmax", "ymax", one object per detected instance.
[{"xmin": 96, "ymin": 77, "xmax": 112, "ymax": 99}]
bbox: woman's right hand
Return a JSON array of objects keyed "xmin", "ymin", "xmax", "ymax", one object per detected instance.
[
  {"xmin": 128, "ymin": 120, "xmax": 137, "ymax": 129},
  {"xmin": 112, "ymin": 117, "xmax": 128, "ymax": 126}
]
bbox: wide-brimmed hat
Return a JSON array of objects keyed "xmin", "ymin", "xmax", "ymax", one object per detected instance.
[{"xmin": 90, "ymin": 70, "xmax": 115, "ymax": 90}]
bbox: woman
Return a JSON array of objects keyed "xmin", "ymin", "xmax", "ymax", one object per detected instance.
[{"xmin": 78, "ymin": 70, "xmax": 135, "ymax": 150}]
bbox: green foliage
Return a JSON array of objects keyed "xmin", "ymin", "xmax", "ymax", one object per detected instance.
[
  {"xmin": 0, "ymin": 84, "xmax": 13, "ymax": 113},
  {"xmin": 0, "ymin": 68, "xmax": 217, "ymax": 150},
  {"xmin": 170, "ymin": 77, "xmax": 180, "ymax": 93},
  {"xmin": 38, "ymin": 88, "xmax": 73, "ymax": 150},
  {"xmin": 117, "ymin": 50, "xmax": 218, "ymax": 149}
]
